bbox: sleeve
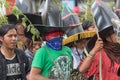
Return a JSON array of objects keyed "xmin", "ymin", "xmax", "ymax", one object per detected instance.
[{"xmin": 32, "ymin": 47, "xmax": 46, "ymax": 69}]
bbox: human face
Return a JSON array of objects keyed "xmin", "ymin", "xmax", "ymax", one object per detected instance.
[
  {"xmin": 76, "ymin": 39, "xmax": 88, "ymax": 49},
  {"xmin": 2, "ymin": 29, "xmax": 17, "ymax": 49},
  {"xmin": 106, "ymin": 33, "xmax": 118, "ymax": 43},
  {"xmin": 32, "ymin": 41, "xmax": 42, "ymax": 54},
  {"xmin": 16, "ymin": 24, "xmax": 27, "ymax": 42}
]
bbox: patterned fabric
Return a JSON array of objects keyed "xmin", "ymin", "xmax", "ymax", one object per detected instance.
[
  {"xmin": 0, "ymin": 48, "xmax": 30, "ymax": 80},
  {"xmin": 32, "ymin": 45, "xmax": 73, "ymax": 79},
  {"xmin": 70, "ymin": 69, "xmax": 88, "ymax": 80}
]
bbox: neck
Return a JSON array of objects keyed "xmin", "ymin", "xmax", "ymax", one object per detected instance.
[{"xmin": 0, "ymin": 46, "xmax": 15, "ymax": 58}]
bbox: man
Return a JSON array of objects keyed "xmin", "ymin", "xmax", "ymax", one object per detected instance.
[
  {"xmin": 0, "ymin": 24, "xmax": 30, "ymax": 80},
  {"xmin": 29, "ymin": 27, "xmax": 73, "ymax": 80},
  {"xmin": 25, "ymin": 30, "xmax": 42, "ymax": 67}
]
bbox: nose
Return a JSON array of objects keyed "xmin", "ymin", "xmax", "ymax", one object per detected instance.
[{"xmin": 12, "ymin": 35, "xmax": 17, "ymax": 41}]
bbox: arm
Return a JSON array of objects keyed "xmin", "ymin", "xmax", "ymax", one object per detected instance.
[
  {"xmin": 29, "ymin": 67, "xmax": 54, "ymax": 80},
  {"xmin": 79, "ymin": 38, "xmax": 103, "ymax": 73}
]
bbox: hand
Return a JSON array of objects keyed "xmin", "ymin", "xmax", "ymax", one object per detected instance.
[{"xmin": 91, "ymin": 38, "xmax": 103, "ymax": 55}]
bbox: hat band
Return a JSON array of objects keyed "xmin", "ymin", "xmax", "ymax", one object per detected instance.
[{"xmin": 45, "ymin": 32, "xmax": 63, "ymax": 41}]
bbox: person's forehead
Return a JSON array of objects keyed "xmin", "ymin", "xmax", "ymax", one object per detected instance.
[{"xmin": 5, "ymin": 29, "xmax": 17, "ymax": 34}]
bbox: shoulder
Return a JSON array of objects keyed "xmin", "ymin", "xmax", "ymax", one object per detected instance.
[
  {"xmin": 36, "ymin": 46, "xmax": 47, "ymax": 52},
  {"xmin": 14, "ymin": 48, "xmax": 27, "ymax": 58},
  {"xmin": 34, "ymin": 46, "xmax": 48, "ymax": 56},
  {"xmin": 62, "ymin": 46, "xmax": 72, "ymax": 51}
]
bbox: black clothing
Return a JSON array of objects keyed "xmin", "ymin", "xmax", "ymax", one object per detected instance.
[{"xmin": 0, "ymin": 48, "xmax": 30, "ymax": 80}]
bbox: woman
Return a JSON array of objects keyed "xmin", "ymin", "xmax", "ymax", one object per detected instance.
[{"xmin": 79, "ymin": 26, "xmax": 120, "ymax": 80}]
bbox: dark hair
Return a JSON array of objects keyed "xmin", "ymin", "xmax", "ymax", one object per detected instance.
[
  {"xmin": 82, "ymin": 20, "xmax": 92, "ymax": 30},
  {"xmin": 99, "ymin": 26, "xmax": 114, "ymax": 42},
  {"xmin": 0, "ymin": 24, "xmax": 16, "ymax": 37}
]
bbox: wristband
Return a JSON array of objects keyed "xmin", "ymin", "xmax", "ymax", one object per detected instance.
[{"xmin": 87, "ymin": 52, "xmax": 94, "ymax": 58}]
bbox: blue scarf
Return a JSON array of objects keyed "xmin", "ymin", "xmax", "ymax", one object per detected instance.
[{"xmin": 46, "ymin": 37, "xmax": 62, "ymax": 50}]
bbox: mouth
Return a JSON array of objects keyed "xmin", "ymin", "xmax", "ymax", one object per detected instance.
[{"xmin": 11, "ymin": 42, "xmax": 17, "ymax": 46}]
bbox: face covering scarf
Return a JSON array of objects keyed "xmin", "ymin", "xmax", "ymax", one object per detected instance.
[{"xmin": 46, "ymin": 37, "xmax": 63, "ymax": 50}]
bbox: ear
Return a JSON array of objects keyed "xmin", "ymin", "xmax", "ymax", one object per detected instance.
[{"xmin": 0, "ymin": 36, "xmax": 3, "ymax": 42}]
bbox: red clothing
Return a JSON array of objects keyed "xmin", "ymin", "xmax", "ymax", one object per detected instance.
[
  {"xmin": 81, "ymin": 49, "xmax": 120, "ymax": 80},
  {"xmin": 6, "ymin": 0, "xmax": 15, "ymax": 14}
]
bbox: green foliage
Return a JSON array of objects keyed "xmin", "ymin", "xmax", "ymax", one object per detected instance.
[
  {"xmin": 12, "ymin": 6, "xmax": 40, "ymax": 41},
  {"xmin": 0, "ymin": 15, "xmax": 8, "ymax": 27},
  {"xmin": 0, "ymin": 0, "xmax": 8, "ymax": 26},
  {"xmin": 80, "ymin": 0, "xmax": 94, "ymax": 23},
  {"xmin": 0, "ymin": 0, "xmax": 40, "ymax": 41},
  {"xmin": 106, "ymin": 2, "xmax": 116, "ymax": 8},
  {"xmin": 12, "ymin": 6, "xmax": 23, "ymax": 20}
]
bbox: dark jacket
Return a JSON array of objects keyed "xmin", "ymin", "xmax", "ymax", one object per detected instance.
[{"xmin": 0, "ymin": 48, "xmax": 30, "ymax": 80}]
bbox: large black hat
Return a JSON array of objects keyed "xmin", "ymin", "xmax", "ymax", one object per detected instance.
[
  {"xmin": 24, "ymin": 24, "xmax": 66, "ymax": 41},
  {"xmin": 85, "ymin": 0, "xmax": 120, "ymax": 53},
  {"xmin": 7, "ymin": 13, "xmax": 68, "ymax": 41},
  {"xmin": 62, "ymin": 4, "xmax": 96, "ymax": 45},
  {"xmin": 6, "ymin": 13, "xmax": 43, "ymax": 40}
]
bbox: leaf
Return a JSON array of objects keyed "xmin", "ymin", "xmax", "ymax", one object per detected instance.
[
  {"xmin": 27, "ymin": 24, "xmax": 32, "ymax": 32},
  {"xmin": 30, "ymin": 27, "xmax": 40, "ymax": 41},
  {"xmin": 22, "ymin": 17, "xmax": 27, "ymax": 28},
  {"xmin": 22, "ymin": 17, "xmax": 27, "ymax": 23},
  {"xmin": 32, "ymin": 35, "xmax": 35, "ymax": 41},
  {"xmin": 22, "ymin": 21, "xmax": 26, "ymax": 28},
  {"xmin": 4, "ymin": 1, "xmax": 9, "ymax": 9},
  {"xmin": 12, "ymin": 6, "xmax": 22, "ymax": 16}
]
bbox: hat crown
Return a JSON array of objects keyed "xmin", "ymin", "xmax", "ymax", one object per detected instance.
[
  {"xmin": 40, "ymin": 0, "xmax": 63, "ymax": 27},
  {"xmin": 62, "ymin": 4, "xmax": 81, "ymax": 27},
  {"xmin": 91, "ymin": 0, "xmax": 119, "ymax": 31},
  {"xmin": 66, "ymin": 26, "xmax": 83, "ymax": 37}
]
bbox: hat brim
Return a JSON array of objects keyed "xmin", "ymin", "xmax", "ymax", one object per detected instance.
[
  {"xmin": 26, "ymin": 24, "xmax": 70, "ymax": 41},
  {"xmin": 63, "ymin": 30, "xmax": 96, "ymax": 45},
  {"xmin": 6, "ymin": 13, "xmax": 42, "ymax": 24},
  {"xmin": 33, "ymin": 24, "xmax": 69, "ymax": 33}
]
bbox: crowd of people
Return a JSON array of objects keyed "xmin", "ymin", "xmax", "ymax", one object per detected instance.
[{"xmin": 0, "ymin": 0, "xmax": 120, "ymax": 80}]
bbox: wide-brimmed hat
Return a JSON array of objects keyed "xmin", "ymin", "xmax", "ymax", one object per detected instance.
[
  {"xmin": 28, "ymin": 24, "xmax": 69, "ymax": 41},
  {"xmin": 6, "ymin": 13, "xmax": 43, "ymax": 40},
  {"xmin": 62, "ymin": 4, "xmax": 96, "ymax": 45},
  {"xmin": 85, "ymin": 0, "xmax": 120, "ymax": 53},
  {"xmin": 63, "ymin": 25, "xmax": 96, "ymax": 45},
  {"xmin": 6, "ymin": 12, "xmax": 67, "ymax": 41}
]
